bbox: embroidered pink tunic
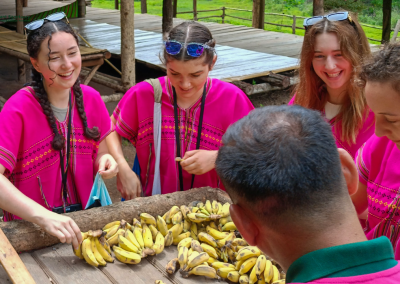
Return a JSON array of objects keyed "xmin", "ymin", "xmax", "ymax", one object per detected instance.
[
  {"xmin": 288, "ymin": 96, "xmax": 375, "ymax": 158},
  {"xmin": 0, "ymin": 85, "xmax": 112, "ymax": 221},
  {"xmin": 113, "ymin": 76, "xmax": 254, "ymax": 196},
  {"xmin": 356, "ymin": 135, "xmax": 400, "ymax": 259}
]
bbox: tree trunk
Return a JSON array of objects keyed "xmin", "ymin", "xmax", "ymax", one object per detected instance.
[
  {"xmin": 23, "ymin": 0, "xmax": 27, "ymax": 7},
  {"xmin": 120, "ymin": 0, "xmax": 135, "ymax": 90},
  {"xmin": 173, "ymin": 0, "xmax": 178, "ymax": 18},
  {"xmin": 141, "ymin": 0, "xmax": 147, "ymax": 14},
  {"xmin": 252, "ymin": 0, "xmax": 265, "ymax": 29},
  {"xmin": 382, "ymin": 0, "xmax": 392, "ymax": 43},
  {"xmin": 162, "ymin": 0, "xmax": 173, "ymax": 39},
  {"xmin": 313, "ymin": 0, "xmax": 324, "ymax": 16},
  {"xmin": 78, "ymin": 0, "xmax": 86, "ymax": 18},
  {"xmin": 0, "ymin": 188, "xmax": 230, "ymax": 253},
  {"xmin": 193, "ymin": 0, "xmax": 197, "ymax": 21}
]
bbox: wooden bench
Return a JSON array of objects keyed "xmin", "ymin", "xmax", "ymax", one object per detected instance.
[{"xmin": 0, "ymin": 26, "xmax": 111, "ymax": 85}]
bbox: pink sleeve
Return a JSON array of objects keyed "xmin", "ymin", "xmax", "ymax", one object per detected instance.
[
  {"xmin": 0, "ymin": 92, "xmax": 25, "ymax": 173},
  {"xmin": 288, "ymin": 94, "xmax": 296, "ymax": 105},
  {"xmin": 355, "ymin": 141, "xmax": 372, "ymax": 186},
  {"xmin": 112, "ymin": 81, "xmax": 154, "ymax": 146},
  {"xmin": 231, "ymin": 89, "xmax": 255, "ymax": 122}
]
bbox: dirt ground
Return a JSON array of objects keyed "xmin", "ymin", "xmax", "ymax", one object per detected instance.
[{"xmin": 0, "ymin": 52, "xmax": 292, "ymax": 214}]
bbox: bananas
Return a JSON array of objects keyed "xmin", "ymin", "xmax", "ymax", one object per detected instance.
[
  {"xmin": 178, "ymin": 246, "xmax": 189, "ymax": 269},
  {"xmin": 182, "ymin": 265, "xmax": 219, "ymax": 279},
  {"xmin": 140, "ymin": 213, "xmax": 156, "ymax": 227},
  {"xmin": 166, "ymin": 257, "xmax": 179, "ymax": 274},
  {"xmin": 157, "ymin": 215, "xmax": 169, "ymax": 236},
  {"xmin": 198, "ymin": 232, "xmax": 218, "ymax": 248},
  {"xmin": 153, "ymin": 232, "xmax": 165, "ymax": 254},
  {"xmin": 113, "ymin": 246, "xmax": 141, "ymax": 264},
  {"xmin": 82, "ymin": 238, "xmax": 99, "ymax": 267},
  {"xmin": 201, "ymin": 243, "xmax": 218, "ymax": 259}
]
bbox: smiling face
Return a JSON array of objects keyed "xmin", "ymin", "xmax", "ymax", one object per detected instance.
[
  {"xmin": 166, "ymin": 56, "xmax": 216, "ymax": 107},
  {"xmin": 365, "ymin": 81, "xmax": 400, "ymax": 149},
  {"xmin": 31, "ymin": 31, "xmax": 81, "ymax": 93},
  {"xmin": 312, "ymin": 32, "xmax": 352, "ymax": 102}
]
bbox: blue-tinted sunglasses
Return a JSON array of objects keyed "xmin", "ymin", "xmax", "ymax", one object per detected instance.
[
  {"xmin": 25, "ymin": 12, "xmax": 69, "ymax": 37},
  {"xmin": 164, "ymin": 40, "xmax": 214, "ymax": 57},
  {"xmin": 303, "ymin": 11, "xmax": 355, "ymax": 30}
]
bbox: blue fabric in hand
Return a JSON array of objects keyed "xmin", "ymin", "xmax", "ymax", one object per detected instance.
[{"xmin": 85, "ymin": 173, "xmax": 113, "ymax": 209}]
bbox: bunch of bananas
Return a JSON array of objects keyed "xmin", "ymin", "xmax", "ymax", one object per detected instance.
[{"xmin": 162, "ymin": 200, "xmax": 285, "ymax": 284}]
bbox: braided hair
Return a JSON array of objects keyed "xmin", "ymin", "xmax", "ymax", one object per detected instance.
[
  {"xmin": 27, "ymin": 21, "xmax": 100, "ymax": 151},
  {"xmin": 162, "ymin": 21, "xmax": 216, "ymax": 68}
]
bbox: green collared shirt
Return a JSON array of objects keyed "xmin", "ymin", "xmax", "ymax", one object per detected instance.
[{"xmin": 286, "ymin": 237, "xmax": 397, "ymax": 283}]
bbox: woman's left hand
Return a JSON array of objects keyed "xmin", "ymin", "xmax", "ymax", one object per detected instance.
[
  {"xmin": 98, "ymin": 154, "xmax": 119, "ymax": 179},
  {"xmin": 181, "ymin": 150, "xmax": 218, "ymax": 175}
]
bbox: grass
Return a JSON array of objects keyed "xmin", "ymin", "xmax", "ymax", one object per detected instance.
[{"xmin": 91, "ymin": 0, "xmax": 400, "ymax": 43}]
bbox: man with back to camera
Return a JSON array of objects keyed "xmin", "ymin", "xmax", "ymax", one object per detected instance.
[{"xmin": 215, "ymin": 105, "xmax": 400, "ymax": 283}]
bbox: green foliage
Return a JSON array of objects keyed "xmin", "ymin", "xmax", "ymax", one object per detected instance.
[{"xmin": 324, "ymin": 0, "xmax": 365, "ymax": 14}]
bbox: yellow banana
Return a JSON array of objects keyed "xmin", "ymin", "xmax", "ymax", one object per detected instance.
[
  {"xmin": 220, "ymin": 202, "xmax": 231, "ymax": 217},
  {"xmin": 207, "ymin": 256, "xmax": 218, "ymax": 265},
  {"xmin": 108, "ymin": 229, "xmax": 125, "ymax": 247},
  {"xmin": 258, "ymin": 275, "xmax": 266, "ymax": 284},
  {"xmin": 102, "ymin": 221, "xmax": 120, "ymax": 231},
  {"xmin": 272, "ymin": 265, "xmax": 280, "ymax": 282},
  {"xmin": 217, "ymin": 267, "xmax": 236, "ymax": 278},
  {"xmin": 168, "ymin": 222, "xmax": 183, "ymax": 238},
  {"xmin": 211, "ymin": 262, "xmax": 236, "ymax": 270},
  {"xmin": 212, "ymin": 200, "xmax": 219, "ymax": 214},
  {"xmin": 239, "ymin": 257, "xmax": 258, "ymax": 275},
  {"xmin": 185, "ymin": 252, "xmax": 209, "ymax": 271},
  {"xmin": 254, "ymin": 255, "xmax": 267, "ymax": 281},
  {"xmin": 191, "ymin": 206, "xmax": 199, "ymax": 213},
  {"xmin": 227, "ymin": 247, "xmax": 236, "ymax": 263},
  {"xmin": 173, "ymin": 232, "xmax": 191, "ymax": 245},
  {"xmin": 205, "ymin": 200, "xmax": 213, "ymax": 215},
  {"xmin": 219, "ymin": 215, "xmax": 233, "ymax": 226},
  {"xmin": 164, "ymin": 230, "xmax": 174, "ymax": 247},
  {"xmin": 236, "ymin": 246, "xmax": 261, "ymax": 261},
  {"xmin": 233, "ymin": 238, "xmax": 248, "ymax": 247},
  {"xmin": 90, "ymin": 237, "xmax": 106, "ymax": 266},
  {"xmin": 199, "ymin": 207, "xmax": 211, "ymax": 216},
  {"xmin": 228, "ymin": 271, "xmax": 240, "ymax": 283},
  {"xmin": 187, "ymin": 212, "xmax": 210, "ymax": 223},
  {"xmin": 172, "ymin": 211, "xmax": 183, "ymax": 225},
  {"xmin": 142, "ymin": 223, "xmax": 154, "ymax": 249},
  {"xmin": 200, "ymin": 243, "xmax": 218, "ymax": 259},
  {"xmin": 81, "ymin": 238, "xmax": 99, "ymax": 267},
  {"xmin": 166, "ymin": 206, "xmax": 180, "ymax": 224},
  {"xmin": 132, "ymin": 218, "xmax": 141, "ymax": 227},
  {"xmin": 222, "ymin": 221, "xmax": 237, "ymax": 231},
  {"xmin": 180, "ymin": 205, "xmax": 191, "ymax": 220},
  {"xmin": 157, "ymin": 215, "xmax": 168, "ymax": 236},
  {"xmin": 72, "ymin": 232, "xmax": 86, "ymax": 260},
  {"xmin": 198, "ymin": 224, "xmax": 206, "ymax": 234},
  {"xmin": 119, "ymin": 235, "xmax": 140, "ymax": 254},
  {"xmin": 249, "ymin": 265, "xmax": 258, "ymax": 284},
  {"xmin": 177, "ymin": 237, "xmax": 193, "ymax": 250},
  {"xmin": 140, "ymin": 213, "xmax": 156, "ymax": 226},
  {"xmin": 184, "ymin": 264, "xmax": 219, "ymax": 279},
  {"xmin": 178, "ymin": 245, "xmax": 189, "ymax": 269},
  {"xmin": 125, "ymin": 229, "xmax": 141, "ymax": 249},
  {"xmin": 198, "ymin": 232, "xmax": 218, "ymax": 248},
  {"xmin": 167, "ymin": 223, "xmax": 174, "ymax": 229},
  {"xmin": 153, "ymin": 232, "xmax": 165, "ymax": 254},
  {"xmin": 155, "ymin": 281, "xmax": 166, "ymax": 284},
  {"xmin": 166, "ymin": 257, "xmax": 179, "ymax": 274},
  {"xmin": 162, "ymin": 209, "xmax": 169, "ymax": 221},
  {"xmin": 264, "ymin": 260, "xmax": 274, "ymax": 283},
  {"xmin": 100, "ymin": 236, "xmax": 111, "ymax": 254},
  {"xmin": 209, "ymin": 221, "xmax": 218, "ymax": 230},
  {"xmin": 206, "ymin": 226, "xmax": 230, "ymax": 240},
  {"xmin": 183, "ymin": 219, "xmax": 191, "ymax": 232},
  {"xmin": 105, "ymin": 224, "xmax": 120, "ymax": 239},
  {"xmin": 236, "ymin": 258, "xmax": 246, "ymax": 270},
  {"xmin": 94, "ymin": 237, "xmax": 114, "ymax": 263},
  {"xmin": 149, "ymin": 225, "xmax": 159, "ymax": 241},
  {"xmin": 190, "ymin": 239, "xmax": 203, "ymax": 253},
  {"xmin": 216, "ymin": 231, "xmax": 236, "ymax": 248},
  {"xmin": 221, "ymin": 249, "xmax": 229, "ymax": 263},
  {"xmin": 113, "ymin": 246, "xmax": 141, "ymax": 264},
  {"xmin": 133, "ymin": 225, "xmax": 145, "ymax": 249},
  {"xmin": 271, "ymin": 280, "xmax": 285, "ymax": 284},
  {"xmin": 240, "ymin": 274, "xmax": 250, "ymax": 284}
]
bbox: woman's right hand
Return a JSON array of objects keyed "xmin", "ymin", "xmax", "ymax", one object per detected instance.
[
  {"xmin": 34, "ymin": 212, "xmax": 82, "ymax": 250},
  {"xmin": 116, "ymin": 164, "xmax": 142, "ymax": 200}
]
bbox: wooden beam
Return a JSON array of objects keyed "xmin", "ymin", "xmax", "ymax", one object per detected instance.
[
  {"xmin": 392, "ymin": 19, "xmax": 400, "ymax": 42},
  {"xmin": 193, "ymin": 0, "xmax": 197, "ymax": 21},
  {"xmin": 78, "ymin": 0, "xmax": 86, "ymax": 18},
  {"xmin": 162, "ymin": 0, "xmax": 173, "ymax": 39},
  {"xmin": 141, "ymin": 0, "xmax": 147, "ymax": 14},
  {"xmin": 0, "ymin": 228, "xmax": 36, "ymax": 284},
  {"xmin": 173, "ymin": 0, "xmax": 178, "ymax": 18},
  {"xmin": 120, "ymin": 0, "xmax": 135, "ymax": 90},
  {"xmin": 382, "ymin": 0, "xmax": 392, "ymax": 43},
  {"xmin": 313, "ymin": 0, "xmax": 324, "ymax": 16},
  {"xmin": 23, "ymin": 0, "xmax": 27, "ymax": 7},
  {"xmin": 252, "ymin": 0, "xmax": 265, "ymax": 29},
  {"xmin": 83, "ymin": 64, "xmax": 101, "ymax": 85},
  {"xmin": 15, "ymin": 0, "xmax": 25, "ymax": 83}
]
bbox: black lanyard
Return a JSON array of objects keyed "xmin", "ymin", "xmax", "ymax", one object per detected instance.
[
  {"xmin": 59, "ymin": 91, "xmax": 72, "ymax": 213},
  {"xmin": 173, "ymin": 83, "xmax": 207, "ymax": 191}
]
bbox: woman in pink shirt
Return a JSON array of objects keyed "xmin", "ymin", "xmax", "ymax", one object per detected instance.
[
  {"xmin": 289, "ymin": 11, "xmax": 374, "ymax": 158},
  {"xmin": 106, "ymin": 21, "xmax": 254, "ymax": 200},
  {"xmin": 0, "ymin": 14, "xmax": 117, "ymax": 249},
  {"xmin": 352, "ymin": 42, "xmax": 400, "ymax": 259}
]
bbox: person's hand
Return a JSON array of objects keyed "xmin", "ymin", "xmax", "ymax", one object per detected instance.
[
  {"xmin": 35, "ymin": 212, "xmax": 82, "ymax": 250},
  {"xmin": 180, "ymin": 150, "xmax": 218, "ymax": 175},
  {"xmin": 116, "ymin": 164, "xmax": 142, "ymax": 200},
  {"xmin": 98, "ymin": 154, "xmax": 119, "ymax": 179}
]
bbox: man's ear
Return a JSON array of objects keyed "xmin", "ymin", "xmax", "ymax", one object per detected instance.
[
  {"xmin": 30, "ymin": 57, "xmax": 41, "ymax": 73},
  {"xmin": 209, "ymin": 55, "xmax": 217, "ymax": 71},
  {"xmin": 338, "ymin": 148, "xmax": 358, "ymax": 196},
  {"xmin": 230, "ymin": 204, "xmax": 259, "ymax": 246}
]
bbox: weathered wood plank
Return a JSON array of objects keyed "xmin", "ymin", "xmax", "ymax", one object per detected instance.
[{"xmin": 19, "ymin": 253, "xmax": 53, "ymax": 284}]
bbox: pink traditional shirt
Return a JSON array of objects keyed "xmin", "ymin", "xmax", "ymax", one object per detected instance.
[
  {"xmin": 113, "ymin": 76, "xmax": 254, "ymax": 196},
  {"xmin": 288, "ymin": 96, "xmax": 375, "ymax": 158},
  {"xmin": 0, "ymin": 85, "xmax": 112, "ymax": 221},
  {"xmin": 356, "ymin": 135, "xmax": 400, "ymax": 259}
]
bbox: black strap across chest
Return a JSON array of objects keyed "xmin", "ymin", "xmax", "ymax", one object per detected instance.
[{"xmin": 173, "ymin": 83, "xmax": 207, "ymax": 191}]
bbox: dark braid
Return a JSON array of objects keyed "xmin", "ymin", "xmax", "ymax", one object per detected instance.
[{"xmin": 27, "ymin": 20, "xmax": 100, "ymax": 150}]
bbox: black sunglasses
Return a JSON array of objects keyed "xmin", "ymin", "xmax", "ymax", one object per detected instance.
[
  {"xmin": 24, "ymin": 12, "xmax": 69, "ymax": 38},
  {"xmin": 303, "ymin": 12, "xmax": 356, "ymax": 31}
]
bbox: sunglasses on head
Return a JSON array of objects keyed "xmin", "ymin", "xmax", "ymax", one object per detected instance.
[
  {"xmin": 164, "ymin": 40, "xmax": 214, "ymax": 58},
  {"xmin": 303, "ymin": 11, "xmax": 355, "ymax": 30},
  {"xmin": 25, "ymin": 12, "xmax": 69, "ymax": 37}
]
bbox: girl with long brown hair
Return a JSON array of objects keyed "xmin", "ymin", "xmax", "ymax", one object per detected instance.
[{"xmin": 290, "ymin": 11, "xmax": 374, "ymax": 158}]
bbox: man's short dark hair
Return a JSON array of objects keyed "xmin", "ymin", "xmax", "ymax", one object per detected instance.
[{"xmin": 216, "ymin": 105, "xmax": 345, "ymax": 223}]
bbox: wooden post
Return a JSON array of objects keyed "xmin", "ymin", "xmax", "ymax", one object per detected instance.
[
  {"xmin": 313, "ymin": 0, "xmax": 324, "ymax": 16},
  {"xmin": 292, "ymin": 15, "xmax": 296, "ymax": 34},
  {"xmin": 78, "ymin": 0, "xmax": 86, "ymax": 18},
  {"xmin": 115, "ymin": 0, "xmax": 119, "ymax": 10},
  {"xmin": 252, "ymin": 0, "xmax": 265, "ymax": 29},
  {"xmin": 16, "ymin": 0, "xmax": 25, "ymax": 83},
  {"xmin": 222, "ymin": 7, "xmax": 225, "ymax": 24},
  {"xmin": 162, "ymin": 0, "xmax": 173, "ymax": 39},
  {"xmin": 23, "ymin": 0, "xmax": 27, "ymax": 7},
  {"xmin": 382, "ymin": 0, "xmax": 392, "ymax": 43},
  {"xmin": 173, "ymin": 0, "xmax": 177, "ymax": 17},
  {"xmin": 392, "ymin": 19, "xmax": 400, "ymax": 42},
  {"xmin": 120, "ymin": 0, "xmax": 135, "ymax": 90},
  {"xmin": 193, "ymin": 0, "xmax": 197, "ymax": 21},
  {"xmin": 141, "ymin": 0, "xmax": 147, "ymax": 14}
]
